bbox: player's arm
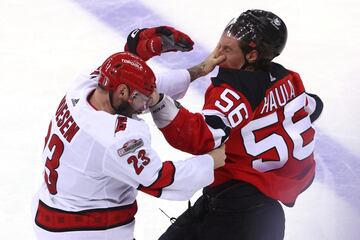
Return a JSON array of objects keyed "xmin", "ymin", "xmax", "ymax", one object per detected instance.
[
  {"xmin": 137, "ymin": 145, "xmax": 225, "ymax": 200},
  {"xmin": 290, "ymin": 70, "xmax": 323, "ymax": 123},
  {"xmin": 305, "ymin": 92, "xmax": 323, "ymax": 122},
  {"xmin": 187, "ymin": 44, "xmax": 225, "ymax": 82},
  {"xmin": 103, "ymin": 135, "xmax": 225, "ymax": 200},
  {"xmin": 154, "ymin": 48, "xmax": 225, "ymax": 100},
  {"xmin": 154, "ymin": 69, "xmax": 191, "ymax": 100},
  {"xmin": 150, "ymin": 86, "xmax": 251, "ymax": 155},
  {"xmin": 125, "ymin": 27, "xmax": 225, "ymax": 100}
]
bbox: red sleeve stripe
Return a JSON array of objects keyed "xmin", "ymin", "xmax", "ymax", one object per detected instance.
[{"xmin": 138, "ymin": 161, "xmax": 176, "ymax": 198}]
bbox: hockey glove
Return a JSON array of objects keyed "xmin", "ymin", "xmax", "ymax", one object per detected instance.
[{"xmin": 124, "ymin": 26, "xmax": 194, "ymax": 61}]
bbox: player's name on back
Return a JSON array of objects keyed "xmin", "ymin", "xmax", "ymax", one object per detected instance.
[
  {"xmin": 261, "ymin": 79, "xmax": 296, "ymax": 114},
  {"xmin": 53, "ymin": 96, "xmax": 80, "ymax": 143}
]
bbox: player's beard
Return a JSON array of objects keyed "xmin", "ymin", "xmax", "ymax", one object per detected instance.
[{"xmin": 114, "ymin": 101, "xmax": 135, "ymax": 117}]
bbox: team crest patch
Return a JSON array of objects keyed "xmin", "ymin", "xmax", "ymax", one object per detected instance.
[{"xmin": 117, "ymin": 139, "xmax": 144, "ymax": 157}]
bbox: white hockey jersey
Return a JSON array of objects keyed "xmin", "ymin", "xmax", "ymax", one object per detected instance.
[{"xmin": 33, "ymin": 69, "xmax": 214, "ymax": 240}]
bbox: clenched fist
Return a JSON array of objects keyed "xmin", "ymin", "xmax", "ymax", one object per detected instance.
[
  {"xmin": 208, "ymin": 144, "xmax": 226, "ymax": 169},
  {"xmin": 124, "ymin": 26, "xmax": 194, "ymax": 61}
]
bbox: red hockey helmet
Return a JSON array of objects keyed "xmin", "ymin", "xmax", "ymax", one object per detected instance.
[{"xmin": 98, "ymin": 52, "xmax": 156, "ymax": 97}]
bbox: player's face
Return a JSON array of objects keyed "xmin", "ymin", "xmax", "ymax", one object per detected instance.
[
  {"xmin": 112, "ymin": 85, "xmax": 152, "ymax": 116},
  {"xmin": 217, "ymin": 33, "xmax": 245, "ymax": 69},
  {"xmin": 128, "ymin": 90, "xmax": 152, "ymax": 114},
  {"xmin": 112, "ymin": 99, "xmax": 132, "ymax": 116}
]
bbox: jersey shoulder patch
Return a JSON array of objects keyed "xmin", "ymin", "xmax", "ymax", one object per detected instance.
[{"xmin": 117, "ymin": 138, "xmax": 144, "ymax": 157}]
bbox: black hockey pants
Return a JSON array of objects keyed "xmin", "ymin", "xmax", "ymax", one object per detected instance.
[{"xmin": 158, "ymin": 181, "xmax": 285, "ymax": 240}]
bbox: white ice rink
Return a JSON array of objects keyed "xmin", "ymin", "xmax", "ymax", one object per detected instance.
[{"xmin": 0, "ymin": 0, "xmax": 359, "ymax": 239}]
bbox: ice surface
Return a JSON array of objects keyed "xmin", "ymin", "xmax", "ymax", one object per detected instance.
[{"xmin": 0, "ymin": 0, "xmax": 359, "ymax": 239}]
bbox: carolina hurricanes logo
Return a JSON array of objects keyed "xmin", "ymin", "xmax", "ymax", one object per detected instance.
[{"xmin": 115, "ymin": 116, "xmax": 127, "ymax": 133}]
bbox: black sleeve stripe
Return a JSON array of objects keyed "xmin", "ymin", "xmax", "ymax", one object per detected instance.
[
  {"xmin": 307, "ymin": 93, "xmax": 324, "ymax": 122},
  {"xmin": 205, "ymin": 115, "xmax": 231, "ymax": 144}
]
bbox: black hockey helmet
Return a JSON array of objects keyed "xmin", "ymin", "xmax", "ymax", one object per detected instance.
[{"xmin": 224, "ymin": 9, "xmax": 287, "ymax": 66}]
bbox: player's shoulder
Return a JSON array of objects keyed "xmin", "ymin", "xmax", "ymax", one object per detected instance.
[
  {"xmin": 65, "ymin": 95, "xmax": 150, "ymax": 148},
  {"xmin": 90, "ymin": 114, "xmax": 151, "ymax": 147},
  {"xmin": 209, "ymin": 63, "xmax": 292, "ymax": 111},
  {"xmin": 68, "ymin": 69, "xmax": 98, "ymax": 93},
  {"xmin": 202, "ymin": 82, "xmax": 254, "ymax": 129},
  {"xmin": 107, "ymin": 116, "xmax": 152, "ymax": 162},
  {"xmin": 204, "ymin": 83, "xmax": 231, "ymax": 102},
  {"xmin": 114, "ymin": 116, "xmax": 150, "ymax": 140},
  {"xmin": 268, "ymin": 62, "xmax": 290, "ymax": 80},
  {"xmin": 203, "ymin": 81, "xmax": 248, "ymax": 113}
]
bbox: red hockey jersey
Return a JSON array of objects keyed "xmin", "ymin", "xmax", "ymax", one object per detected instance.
[{"xmin": 154, "ymin": 63, "xmax": 322, "ymax": 205}]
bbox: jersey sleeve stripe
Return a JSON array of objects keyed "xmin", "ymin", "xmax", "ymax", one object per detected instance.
[
  {"xmin": 202, "ymin": 109, "xmax": 231, "ymax": 126},
  {"xmin": 204, "ymin": 115, "xmax": 231, "ymax": 147},
  {"xmin": 137, "ymin": 161, "xmax": 176, "ymax": 197},
  {"xmin": 305, "ymin": 93, "xmax": 323, "ymax": 122}
]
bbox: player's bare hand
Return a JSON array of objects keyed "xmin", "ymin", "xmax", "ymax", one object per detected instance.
[
  {"xmin": 208, "ymin": 144, "xmax": 226, "ymax": 169},
  {"xmin": 202, "ymin": 44, "xmax": 226, "ymax": 73},
  {"xmin": 148, "ymin": 89, "xmax": 161, "ymax": 107},
  {"xmin": 188, "ymin": 44, "xmax": 226, "ymax": 81}
]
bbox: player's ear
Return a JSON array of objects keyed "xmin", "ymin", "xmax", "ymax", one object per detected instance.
[
  {"xmin": 115, "ymin": 84, "xmax": 130, "ymax": 100},
  {"xmin": 246, "ymin": 50, "xmax": 258, "ymax": 63}
]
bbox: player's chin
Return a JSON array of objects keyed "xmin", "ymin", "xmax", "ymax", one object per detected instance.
[
  {"xmin": 128, "ymin": 106, "xmax": 145, "ymax": 115},
  {"xmin": 219, "ymin": 62, "xmax": 231, "ymax": 69},
  {"xmin": 135, "ymin": 108, "xmax": 149, "ymax": 115}
]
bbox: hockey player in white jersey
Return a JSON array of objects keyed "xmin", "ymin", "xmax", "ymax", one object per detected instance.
[{"xmin": 32, "ymin": 43, "xmax": 226, "ymax": 239}]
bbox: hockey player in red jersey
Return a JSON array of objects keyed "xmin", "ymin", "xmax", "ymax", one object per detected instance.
[
  {"xmin": 32, "ymin": 30, "xmax": 227, "ymax": 239},
  {"xmin": 126, "ymin": 10, "xmax": 323, "ymax": 240}
]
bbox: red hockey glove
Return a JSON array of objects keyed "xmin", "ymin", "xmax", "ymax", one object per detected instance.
[{"xmin": 124, "ymin": 26, "xmax": 194, "ymax": 61}]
